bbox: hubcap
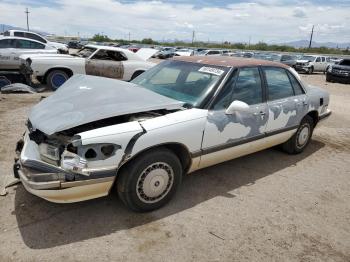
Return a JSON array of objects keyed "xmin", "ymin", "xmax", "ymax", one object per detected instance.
[
  {"xmin": 52, "ymin": 73, "xmax": 67, "ymax": 88},
  {"xmin": 297, "ymin": 125, "xmax": 310, "ymax": 148},
  {"xmin": 136, "ymin": 162, "xmax": 174, "ymax": 203}
]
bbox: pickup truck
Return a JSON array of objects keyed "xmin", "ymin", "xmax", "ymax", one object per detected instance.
[{"xmin": 295, "ymin": 55, "xmax": 332, "ymax": 74}]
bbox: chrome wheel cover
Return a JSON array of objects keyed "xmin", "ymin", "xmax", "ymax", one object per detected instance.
[
  {"xmin": 136, "ymin": 162, "xmax": 174, "ymax": 203},
  {"xmin": 297, "ymin": 124, "xmax": 310, "ymax": 148}
]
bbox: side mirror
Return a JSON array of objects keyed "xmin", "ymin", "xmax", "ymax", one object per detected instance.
[{"xmin": 225, "ymin": 100, "xmax": 250, "ymax": 115}]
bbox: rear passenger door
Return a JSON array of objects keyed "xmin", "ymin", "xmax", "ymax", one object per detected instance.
[{"xmin": 263, "ymin": 67, "xmax": 305, "ymax": 133}]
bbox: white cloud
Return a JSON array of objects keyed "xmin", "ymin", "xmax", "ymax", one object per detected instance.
[
  {"xmin": 0, "ymin": 0, "xmax": 348, "ymax": 43},
  {"xmin": 293, "ymin": 7, "xmax": 307, "ymax": 18}
]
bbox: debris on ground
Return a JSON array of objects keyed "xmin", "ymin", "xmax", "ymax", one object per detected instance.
[
  {"xmin": 0, "ymin": 83, "xmax": 37, "ymax": 94},
  {"xmin": 0, "ymin": 179, "xmax": 21, "ymax": 197}
]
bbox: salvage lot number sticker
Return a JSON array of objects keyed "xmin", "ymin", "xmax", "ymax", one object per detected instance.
[{"xmin": 199, "ymin": 67, "xmax": 224, "ymax": 76}]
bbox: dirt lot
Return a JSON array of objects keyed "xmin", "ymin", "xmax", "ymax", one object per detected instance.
[{"xmin": 0, "ymin": 73, "xmax": 349, "ymax": 262}]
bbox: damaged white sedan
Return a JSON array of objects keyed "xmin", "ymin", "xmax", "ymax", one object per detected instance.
[
  {"xmin": 15, "ymin": 56, "xmax": 331, "ymax": 211},
  {"xmin": 19, "ymin": 45, "xmax": 156, "ymax": 90}
]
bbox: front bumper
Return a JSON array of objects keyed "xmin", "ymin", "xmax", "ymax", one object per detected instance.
[
  {"xmin": 295, "ymin": 65, "xmax": 310, "ymax": 72},
  {"xmin": 15, "ymin": 134, "xmax": 115, "ymax": 203},
  {"xmin": 319, "ymin": 109, "xmax": 332, "ymax": 121}
]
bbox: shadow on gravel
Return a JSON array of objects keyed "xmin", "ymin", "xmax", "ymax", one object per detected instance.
[{"xmin": 14, "ymin": 140, "xmax": 325, "ymax": 249}]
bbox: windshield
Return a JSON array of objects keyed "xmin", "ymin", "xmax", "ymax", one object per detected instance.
[
  {"xmin": 339, "ymin": 59, "xmax": 350, "ymax": 66},
  {"xmin": 131, "ymin": 60, "xmax": 227, "ymax": 107},
  {"xmin": 75, "ymin": 47, "xmax": 97, "ymax": 58},
  {"xmin": 301, "ymin": 56, "xmax": 316, "ymax": 62}
]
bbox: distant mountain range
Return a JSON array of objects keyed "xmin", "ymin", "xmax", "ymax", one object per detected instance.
[
  {"xmin": 0, "ymin": 24, "xmax": 50, "ymax": 36},
  {"xmin": 278, "ymin": 40, "xmax": 350, "ymax": 49},
  {"xmin": 1, "ymin": 24, "xmax": 349, "ymax": 49}
]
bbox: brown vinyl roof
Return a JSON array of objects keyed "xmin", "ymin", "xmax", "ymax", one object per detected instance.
[{"xmin": 173, "ymin": 56, "xmax": 289, "ymax": 69}]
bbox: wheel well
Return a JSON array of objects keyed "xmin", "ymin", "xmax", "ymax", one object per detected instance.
[
  {"xmin": 119, "ymin": 143, "xmax": 192, "ymax": 174},
  {"xmin": 307, "ymin": 110, "xmax": 319, "ymax": 127},
  {"xmin": 43, "ymin": 68, "xmax": 73, "ymax": 83}
]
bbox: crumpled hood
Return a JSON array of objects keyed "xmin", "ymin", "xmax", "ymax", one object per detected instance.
[{"xmin": 29, "ymin": 75, "xmax": 184, "ymax": 135}]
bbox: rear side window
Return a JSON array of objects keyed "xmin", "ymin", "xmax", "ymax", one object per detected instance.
[
  {"xmin": 287, "ymin": 71, "xmax": 304, "ymax": 95},
  {"xmin": 14, "ymin": 32, "xmax": 25, "ymax": 37},
  {"xmin": 25, "ymin": 33, "xmax": 46, "ymax": 43},
  {"xmin": 15, "ymin": 39, "xmax": 45, "ymax": 49},
  {"xmin": 264, "ymin": 67, "xmax": 294, "ymax": 100}
]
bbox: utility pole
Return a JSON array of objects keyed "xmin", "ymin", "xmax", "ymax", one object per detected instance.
[
  {"xmin": 25, "ymin": 8, "xmax": 30, "ymax": 31},
  {"xmin": 191, "ymin": 30, "xmax": 195, "ymax": 45},
  {"xmin": 128, "ymin": 32, "xmax": 130, "ymax": 42},
  {"xmin": 248, "ymin": 36, "xmax": 251, "ymax": 48},
  {"xmin": 308, "ymin": 25, "xmax": 314, "ymax": 48}
]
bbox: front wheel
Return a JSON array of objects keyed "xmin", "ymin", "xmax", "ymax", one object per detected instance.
[
  {"xmin": 46, "ymin": 70, "xmax": 69, "ymax": 90},
  {"xmin": 117, "ymin": 148, "xmax": 182, "ymax": 212},
  {"xmin": 282, "ymin": 115, "xmax": 314, "ymax": 154}
]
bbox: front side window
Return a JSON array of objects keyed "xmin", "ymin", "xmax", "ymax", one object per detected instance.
[
  {"xmin": 321, "ymin": 57, "xmax": 325, "ymax": 62},
  {"xmin": 232, "ymin": 67, "xmax": 262, "ymax": 105},
  {"xmin": 75, "ymin": 47, "xmax": 97, "ymax": 58},
  {"xmin": 264, "ymin": 67, "xmax": 294, "ymax": 100},
  {"xmin": 316, "ymin": 57, "xmax": 321, "ymax": 62},
  {"xmin": 132, "ymin": 60, "xmax": 227, "ymax": 107}
]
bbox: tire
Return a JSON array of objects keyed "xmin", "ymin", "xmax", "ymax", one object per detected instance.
[
  {"xmin": 46, "ymin": 70, "xmax": 69, "ymax": 90},
  {"xmin": 326, "ymin": 74, "xmax": 332, "ymax": 82},
  {"xmin": 282, "ymin": 115, "xmax": 314, "ymax": 154},
  {"xmin": 117, "ymin": 148, "xmax": 182, "ymax": 212},
  {"xmin": 130, "ymin": 71, "xmax": 144, "ymax": 80},
  {"xmin": 307, "ymin": 66, "xmax": 314, "ymax": 74}
]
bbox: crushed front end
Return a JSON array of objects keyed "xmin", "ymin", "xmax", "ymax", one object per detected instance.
[{"xmin": 14, "ymin": 125, "xmax": 116, "ymax": 203}]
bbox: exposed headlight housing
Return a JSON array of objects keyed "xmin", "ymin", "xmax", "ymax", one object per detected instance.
[{"xmin": 61, "ymin": 150, "xmax": 88, "ymax": 175}]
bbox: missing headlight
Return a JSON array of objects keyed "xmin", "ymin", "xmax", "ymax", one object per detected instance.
[{"xmin": 77, "ymin": 143, "xmax": 121, "ymax": 161}]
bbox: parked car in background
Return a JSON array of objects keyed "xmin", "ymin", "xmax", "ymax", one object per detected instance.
[
  {"xmin": 326, "ymin": 58, "xmax": 350, "ymax": 84},
  {"xmin": 20, "ymin": 45, "xmax": 156, "ymax": 90},
  {"xmin": 153, "ymin": 47, "xmax": 176, "ymax": 59},
  {"xmin": 175, "ymin": 48, "xmax": 194, "ymax": 56},
  {"xmin": 270, "ymin": 54, "xmax": 298, "ymax": 68},
  {"xmin": 0, "ymin": 36, "xmax": 57, "ymax": 70},
  {"xmin": 67, "ymin": 41, "xmax": 84, "ymax": 49},
  {"xmin": 197, "ymin": 49, "xmax": 223, "ymax": 56},
  {"xmin": 14, "ymin": 56, "xmax": 331, "ymax": 211},
  {"xmin": 4, "ymin": 30, "xmax": 68, "ymax": 54},
  {"xmin": 295, "ymin": 55, "xmax": 331, "ymax": 74}
]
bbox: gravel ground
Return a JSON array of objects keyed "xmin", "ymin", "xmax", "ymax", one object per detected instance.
[{"xmin": 0, "ymin": 73, "xmax": 349, "ymax": 262}]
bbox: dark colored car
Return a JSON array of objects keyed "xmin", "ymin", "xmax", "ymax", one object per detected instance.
[
  {"xmin": 326, "ymin": 59, "xmax": 350, "ymax": 84},
  {"xmin": 154, "ymin": 48, "xmax": 176, "ymax": 59},
  {"xmin": 67, "ymin": 41, "xmax": 84, "ymax": 49}
]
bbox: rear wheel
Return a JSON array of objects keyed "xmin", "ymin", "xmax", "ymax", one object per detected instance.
[
  {"xmin": 282, "ymin": 115, "xmax": 314, "ymax": 154},
  {"xmin": 46, "ymin": 70, "xmax": 69, "ymax": 90},
  {"xmin": 117, "ymin": 148, "xmax": 182, "ymax": 212}
]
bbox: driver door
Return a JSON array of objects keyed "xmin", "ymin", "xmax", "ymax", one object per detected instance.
[
  {"xmin": 85, "ymin": 49, "xmax": 125, "ymax": 79},
  {"xmin": 200, "ymin": 67, "xmax": 268, "ymax": 169}
]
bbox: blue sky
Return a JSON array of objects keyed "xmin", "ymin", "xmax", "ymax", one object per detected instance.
[{"xmin": 1, "ymin": 0, "xmax": 349, "ymax": 43}]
